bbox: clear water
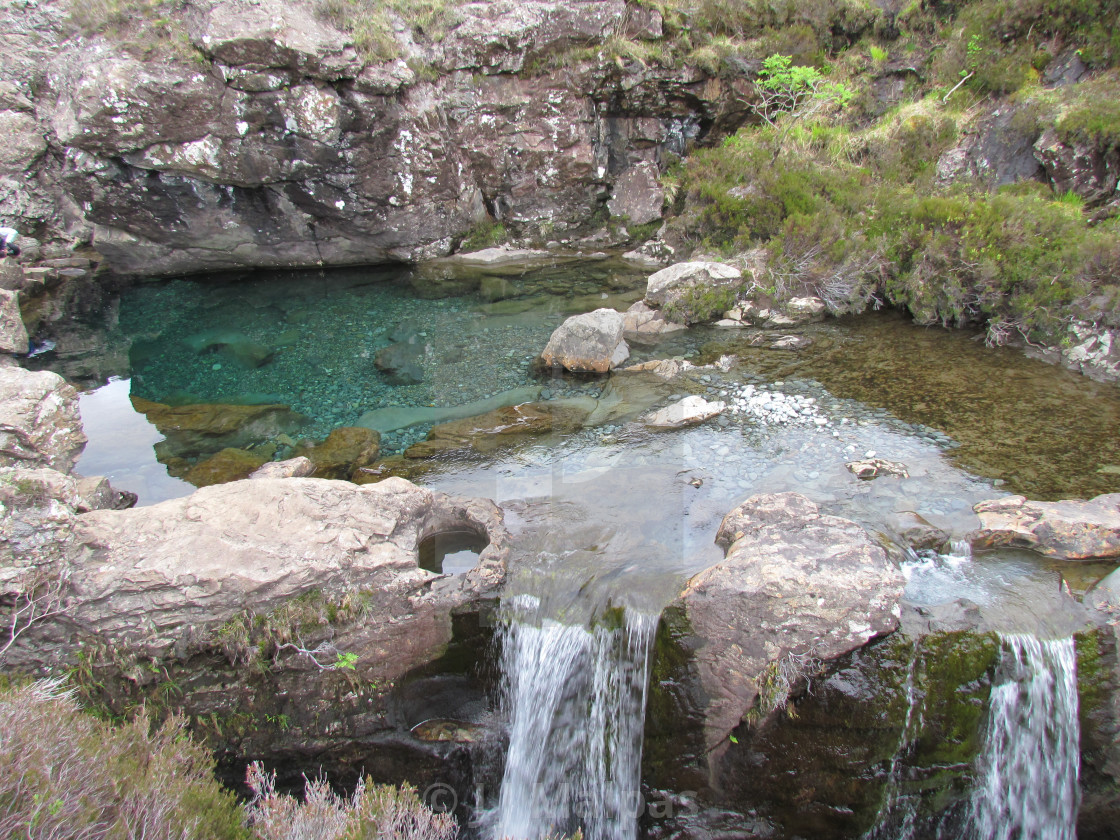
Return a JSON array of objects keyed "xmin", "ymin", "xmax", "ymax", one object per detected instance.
[{"xmin": 968, "ymin": 635, "xmax": 1080, "ymax": 840}]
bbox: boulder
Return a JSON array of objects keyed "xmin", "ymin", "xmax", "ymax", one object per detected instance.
[
  {"xmin": 645, "ymin": 262, "xmax": 744, "ymax": 324},
  {"xmin": 970, "ymin": 493, "xmax": 1120, "ymax": 560},
  {"xmin": 641, "ymin": 395, "xmax": 725, "ymax": 429},
  {"xmin": 657, "ymin": 492, "xmax": 905, "ymax": 773},
  {"xmin": 0, "ymin": 288, "xmax": 28, "ymax": 354},
  {"xmin": 0, "ymin": 365, "xmax": 85, "ymax": 471},
  {"xmin": 47, "ymin": 477, "xmax": 508, "ymax": 660},
  {"xmin": 785, "ymin": 296, "xmax": 827, "ymax": 322},
  {"xmin": 539, "ymin": 308, "xmax": 629, "ymax": 373},
  {"xmin": 621, "ymin": 299, "xmax": 685, "ymax": 341}
]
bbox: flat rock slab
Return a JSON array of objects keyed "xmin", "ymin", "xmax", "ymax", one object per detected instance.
[
  {"xmin": 970, "ymin": 493, "xmax": 1120, "ymax": 560},
  {"xmin": 671, "ymin": 492, "xmax": 905, "ymax": 755}
]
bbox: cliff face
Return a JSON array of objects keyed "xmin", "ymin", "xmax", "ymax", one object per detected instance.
[{"xmin": 0, "ymin": 0, "xmax": 746, "ymax": 276}]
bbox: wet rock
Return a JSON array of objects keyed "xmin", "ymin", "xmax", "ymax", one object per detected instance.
[
  {"xmin": 540, "ymin": 308, "xmax": 629, "ymax": 373},
  {"xmin": 657, "ymin": 492, "xmax": 905, "ymax": 771},
  {"xmin": 130, "ymin": 397, "xmax": 307, "ymax": 461},
  {"xmin": 889, "ymin": 511, "xmax": 950, "ymax": 553},
  {"xmin": 970, "ymin": 493, "xmax": 1120, "ymax": 560},
  {"xmin": 357, "ymin": 386, "xmax": 541, "ymax": 434},
  {"xmin": 183, "ymin": 329, "xmax": 274, "ymax": 368},
  {"xmin": 641, "ymin": 395, "xmax": 725, "ymax": 429},
  {"xmin": 447, "ymin": 247, "xmax": 550, "ymax": 266},
  {"xmin": 0, "ymin": 288, "xmax": 28, "ymax": 353},
  {"xmin": 182, "ymin": 447, "xmax": 269, "ymax": 487},
  {"xmin": 846, "ymin": 458, "xmax": 910, "ymax": 480},
  {"xmin": 0, "ymin": 365, "xmax": 85, "ymax": 471},
  {"xmin": 250, "ymin": 455, "xmax": 315, "ymax": 480},
  {"xmin": 645, "ymin": 262, "xmax": 743, "ymax": 325},
  {"xmin": 303, "ymin": 426, "xmax": 382, "ymax": 479},
  {"xmin": 404, "ymin": 399, "xmax": 591, "ymax": 458},
  {"xmin": 74, "ymin": 475, "xmax": 138, "ymax": 512}
]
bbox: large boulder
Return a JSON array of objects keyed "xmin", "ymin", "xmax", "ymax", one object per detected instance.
[
  {"xmin": 970, "ymin": 493, "xmax": 1120, "ymax": 560},
  {"xmin": 51, "ymin": 476, "xmax": 507, "ymax": 658},
  {"xmin": 539, "ymin": 308, "xmax": 629, "ymax": 373},
  {"xmin": 0, "ymin": 364, "xmax": 85, "ymax": 471},
  {"xmin": 645, "ymin": 261, "xmax": 744, "ymax": 324},
  {"xmin": 649, "ymin": 492, "xmax": 905, "ymax": 787}
]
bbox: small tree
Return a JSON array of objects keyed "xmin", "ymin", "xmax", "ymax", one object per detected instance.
[{"xmin": 749, "ymin": 54, "xmax": 854, "ymax": 153}]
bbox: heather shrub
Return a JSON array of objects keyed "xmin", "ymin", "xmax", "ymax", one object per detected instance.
[
  {"xmin": 0, "ymin": 679, "xmax": 248, "ymax": 839},
  {"xmin": 245, "ymin": 763, "xmax": 458, "ymax": 840}
]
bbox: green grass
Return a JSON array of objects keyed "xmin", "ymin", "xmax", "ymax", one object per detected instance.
[{"xmin": 315, "ymin": 0, "xmax": 460, "ymax": 62}]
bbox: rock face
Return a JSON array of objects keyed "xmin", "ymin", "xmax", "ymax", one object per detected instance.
[
  {"xmin": 650, "ymin": 493, "xmax": 905, "ymax": 787},
  {"xmin": 0, "ymin": 364, "xmax": 85, "ymax": 471},
  {"xmin": 970, "ymin": 493, "xmax": 1120, "ymax": 560},
  {"xmin": 539, "ymin": 308, "xmax": 629, "ymax": 372},
  {"xmin": 1035, "ymin": 128, "xmax": 1120, "ymax": 221},
  {"xmin": 645, "ymin": 261, "xmax": 744, "ymax": 324},
  {"xmin": 1, "ymin": 0, "xmax": 746, "ymax": 276},
  {"xmin": 0, "ymin": 289, "xmax": 28, "ymax": 353}
]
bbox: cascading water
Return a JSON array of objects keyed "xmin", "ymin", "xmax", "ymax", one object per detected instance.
[
  {"xmin": 864, "ymin": 651, "xmax": 925, "ymax": 840},
  {"xmin": 968, "ymin": 634, "xmax": 1080, "ymax": 840},
  {"xmin": 490, "ymin": 598, "xmax": 657, "ymax": 840}
]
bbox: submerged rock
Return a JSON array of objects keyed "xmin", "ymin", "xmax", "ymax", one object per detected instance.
[
  {"xmin": 131, "ymin": 396, "xmax": 307, "ymax": 460},
  {"xmin": 539, "ymin": 308, "xmax": 629, "ymax": 373},
  {"xmin": 302, "ymin": 426, "xmax": 381, "ymax": 479},
  {"xmin": 375, "ymin": 339, "xmax": 426, "ymax": 384},
  {"xmin": 404, "ymin": 399, "xmax": 591, "ymax": 458},
  {"xmin": 357, "ymin": 385, "xmax": 541, "ymax": 433},
  {"xmin": 846, "ymin": 458, "xmax": 910, "ymax": 480},
  {"xmin": 641, "ymin": 395, "xmax": 725, "ymax": 428},
  {"xmin": 181, "ymin": 446, "xmax": 268, "ymax": 487},
  {"xmin": 970, "ymin": 493, "xmax": 1120, "ymax": 560}
]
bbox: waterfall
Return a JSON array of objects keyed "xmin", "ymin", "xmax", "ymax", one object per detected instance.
[
  {"xmin": 864, "ymin": 651, "xmax": 925, "ymax": 840},
  {"xmin": 968, "ymin": 634, "xmax": 1080, "ymax": 840},
  {"xmin": 491, "ymin": 603, "xmax": 657, "ymax": 840}
]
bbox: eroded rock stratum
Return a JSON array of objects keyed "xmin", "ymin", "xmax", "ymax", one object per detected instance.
[{"xmin": 0, "ymin": 0, "xmax": 745, "ymax": 276}]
